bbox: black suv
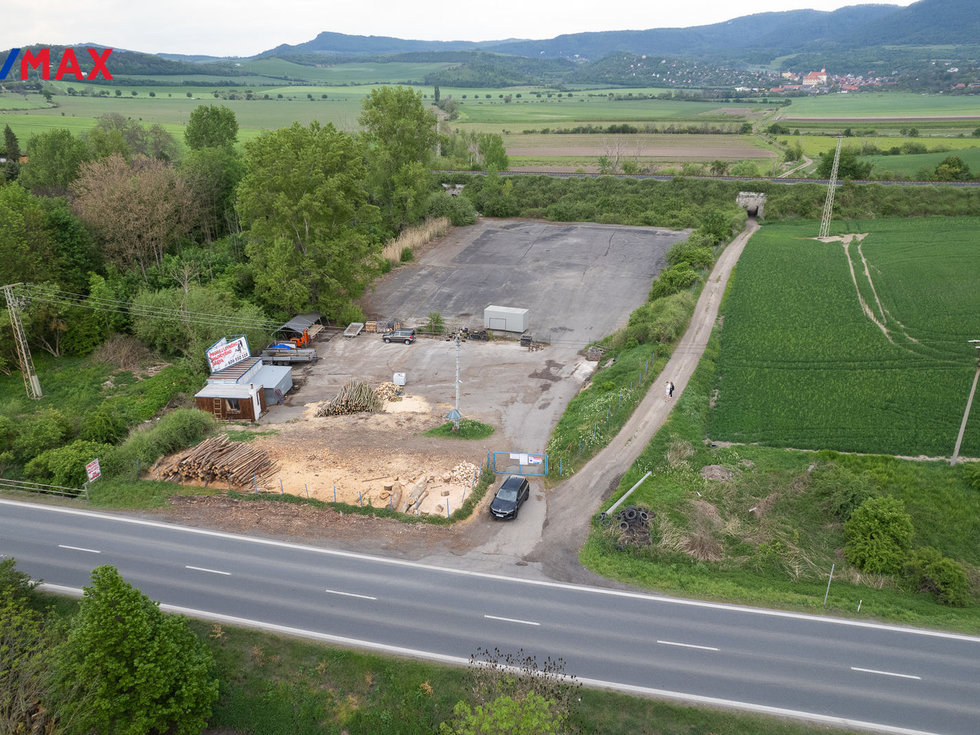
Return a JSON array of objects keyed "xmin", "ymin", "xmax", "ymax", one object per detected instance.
[
  {"xmin": 382, "ymin": 328, "xmax": 416, "ymax": 344},
  {"xmin": 489, "ymin": 476, "xmax": 530, "ymax": 520}
]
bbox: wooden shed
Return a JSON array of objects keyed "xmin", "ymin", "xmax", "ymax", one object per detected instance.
[{"xmin": 194, "ymin": 357, "xmax": 266, "ymax": 421}]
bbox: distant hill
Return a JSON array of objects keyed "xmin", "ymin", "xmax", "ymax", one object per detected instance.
[{"xmin": 254, "ymin": 0, "xmax": 980, "ymax": 65}]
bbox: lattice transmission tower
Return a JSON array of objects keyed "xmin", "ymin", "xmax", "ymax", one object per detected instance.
[
  {"xmin": 818, "ymin": 137, "xmax": 843, "ymax": 238},
  {"xmin": 2, "ymin": 284, "xmax": 42, "ymax": 400}
]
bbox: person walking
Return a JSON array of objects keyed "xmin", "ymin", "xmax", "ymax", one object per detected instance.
[
  {"xmin": 669, "ymin": 381, "xmax": 675, "ymax": 398},
  {"xmin": 665, "ymin": 380, "xmax": 672, "ymax": 401}
]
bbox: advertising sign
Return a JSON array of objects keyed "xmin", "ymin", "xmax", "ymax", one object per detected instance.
[
  {"xmin": 206, "ymin": 336, "xmax": 250, "ymax": 373},
  {"xmin": 85, "ymin": 458, "xmax": 101, "ymax": 482}
]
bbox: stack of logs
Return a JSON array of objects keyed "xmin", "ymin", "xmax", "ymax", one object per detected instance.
[
  {"xmin": 316, "ymin": 381, "xmax": 382, "ymax": 416},
  {"xmin": 153, "ymin": 434, "xmax": 278, "ymax": 488}
]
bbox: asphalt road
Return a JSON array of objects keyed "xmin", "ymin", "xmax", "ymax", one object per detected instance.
[{"xmin": 4, "ymin": 499, "xmax": 979, "ymax": 735}]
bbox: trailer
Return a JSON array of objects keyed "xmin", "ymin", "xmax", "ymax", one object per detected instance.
[
  {"xmin": 344, "ymin": 322, "xmax": 364, "ymax": 338},
  {"xmin": 260, "ymin": 344, "xmax": 318, "ymax": 364}
]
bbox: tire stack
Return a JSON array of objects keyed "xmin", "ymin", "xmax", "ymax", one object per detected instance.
[{"xmin": 599, "ymin": 505, "xmax": 655, "ymax": 549}]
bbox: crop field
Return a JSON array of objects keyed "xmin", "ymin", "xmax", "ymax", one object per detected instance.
[
  {"xmin": 864, "ymin": 146, "xmax": 980, "ymax": 177},
  {"xmin": 708, "ymin": 218, "xmax": 980, "ymax": 457},
  {"xmin": 782, "ymin": 93, "xmax": 980, "ymax": 119},
  {"xmin": 784, "ymin": 134, "xmax": 980, "ymax": 158},
  {"xmin": 455, "ymin": 97, "xmax": 735, "ymax": 128}
]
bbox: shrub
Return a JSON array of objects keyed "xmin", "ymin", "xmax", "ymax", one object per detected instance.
[
  {"xmin": 400, "ymin": 246, "xmax": 414, "ymax": 262},
  {"xmin": 811, "ymin": 465, "xmax": 875, "ymax": 520},
  {"xmin": 104, "ymin": 409, "xmax": 215, "ymax": 480},
  {"xmin": 649, "ymin": 262, "xmax": 699, "ymax": 300},
  {"xmin": 336, "ymin": 302, "xmax": 365, "ymax": 326},
  {"xmin": 425, "ymin": 311, "xmax": 445, "ymax": 335},
  {"xmin": 425, "ymin": 192, "xmax": 477, "ymax": 226},
  {"xmin": 25, "ymin": 440, "xmax": 115, "ymax": 488},
  {"xmin": 903, "ymin": 547, "xmax": 970, "ymax": 607},
  {"xmin": 666, "ymin": 239, "xmax": 714, "ymax": 270},
  {"xmin": 12, "ymin": 409, "xmax": 74, "ymax": 463},
  {"xmin": 625, "ymin": 292, "xmax": 695, "ymax": 345},
  {"xmin": 80, "ymin": 397, "xmax": 139, "ymax": 444},
  {"xmin": 844, "ymin": 496, "xmax": 914, "ymax": 575}
]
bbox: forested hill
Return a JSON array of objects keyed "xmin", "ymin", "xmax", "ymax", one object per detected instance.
[{"xmin": 255, "ymin": 0, "xmax": 978, "ymax": 64}]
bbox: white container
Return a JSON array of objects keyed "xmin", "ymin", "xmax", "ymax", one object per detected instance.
[
  {"xmin": 393, "ymin": 372, "xmax": 406, "ymax": 386},
  {"xmin": 483, "ymin": 305, "xmax": 529, "ymax": 333}
]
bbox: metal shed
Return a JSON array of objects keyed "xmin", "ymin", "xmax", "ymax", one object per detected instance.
[
  {"xmin": 254, "ymin": 363, "xmax": 292, "ymax": 405},
  {"xmin": 278, "ymin": 313, "xmax": 323, "ymax": 341},
  {"xmin": 483, "ymin": 305, "xmax": 529, "ymax": 333}
]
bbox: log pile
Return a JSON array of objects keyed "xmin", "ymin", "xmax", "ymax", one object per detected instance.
[
  {"xmin": 316, "ymin": 381, "xmax": 382, "ymax": 416},
  {"xmin": 155, "ymin": 435, "xmax": 278, "ymax": 488}
]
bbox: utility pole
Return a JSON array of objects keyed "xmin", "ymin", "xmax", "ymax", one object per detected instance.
[
  {"xmin": 951, "ymin": 339, "xmax": 980, "ymax": 465},
  {"xmin": 453, "ymin": 335, "xmax": 461, "ymax": 431},
  {"xmin": 2, "ymin": 283, "xmax": 42, "ymax": 400},
  {"xmin": 818, "ymin": 137, "xmax": 843, "ymax": 238}
]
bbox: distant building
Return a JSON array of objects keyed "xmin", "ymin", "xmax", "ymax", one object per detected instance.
[{"xmin": 802, "ymin": 68, "xmax": 829, "ymax": 87}]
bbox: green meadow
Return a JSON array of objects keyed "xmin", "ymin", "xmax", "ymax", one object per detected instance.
[
  {"xmin": 708, "ymin": 217, "xmax": 980, "ymax": 457},
  {"xmin": 782, "ymin": 92, "xmax": 980, "ymax": 119},
  {"xmin": 864, "ymin": 146, "xmax": 980, "ymax": 177}
]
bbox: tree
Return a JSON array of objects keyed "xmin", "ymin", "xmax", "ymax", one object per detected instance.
[
  {"xmin": 3, "ymin": 124, "xmax": 21, "ymax": 181},
  {"xmin": 815, "ymin": 147, "xmax": 873, "ymax": 180},
  {"xmin": 237, "ymin": 121, "xmax": 379, "ymax": 318},
  {"xmin": 17, "ymin": 128, "xmax": 91, "ymax": 195},
  {"xmin": 71, "ymin": 154, "xmax": 194, "ymax": 276},
  {"xmin": 52, "ymin": 565, "xmax": 218, "ymax": 735},
  {"xmin": 181, "ymin": 145, "xmax": 244, "ymax": 241},
  {"xmin": 0, "ymin": 183, "xmax": 58, "ymax": 285},
  {"xmin": 933, "ymin": 155, "xmax": 972, "ymax": 182},
  {"xmin": 184, "ymin": 104, "xmax": 239, "ymax": 150},
  {"xmin": 478, "ymin": 133, "xmax": 508, "ymax": 171},
  {"xmin": 441, "ymin": 693, "xmax": 563, "ymax": 735},
  {"xmin": 844, "ymin": 496, "xmax": 914, "ymax": 575},
  {"xmin": 359, "ymin": 86, "xmax": 438, "ymax": 230}
]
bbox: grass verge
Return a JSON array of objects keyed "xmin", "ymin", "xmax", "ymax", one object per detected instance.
[{"xmin": 423, "ymin": 419, "xmax": 494, "ymax": 439}]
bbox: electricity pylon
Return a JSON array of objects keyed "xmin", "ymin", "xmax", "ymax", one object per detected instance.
[
  {"xmin": 818, "ymin": 137, "xmax": 843, "ymax": 238},
  {"xmin": 2, "ymin": 284, "xmax": 42, "ymax": 399}
]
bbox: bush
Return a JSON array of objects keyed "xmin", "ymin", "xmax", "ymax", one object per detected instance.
[
  {"xmin": 649, "ymin": 262, "xmax": 699, "ymax": 300},
  {"xmin": 666, "ymin": 239, "xmax": 714, "ymax": 270},
  {"xmin": 844, "ymin": 496, "xmax": 914, "ymax": 574},
  {"xmin": 24, "ymin": 440, "xmax": 115, "ymax": 488},
  {"xmin": 336, "ymin": 302, "xmax": 365, "ymax": 326},
  {"xmin": 80, "ymin": 397, "xmax": 139, "ymax": 444},
  {"xmin": 400, "ymin": 246, "xmax": 414, "ymax": 262},
  {"xmin": 625, "ymin": 292, "xmax": 695, "ymax": 345},
  {"xmin": 903, "ymin": 547, "xmax": 970, "ymax": 607},
  {"xmin": 811, "ymin": 465, "xmax": 875, "ymax": 520},
  {"xmin": 104, "ymin": 409, "xmax": 215, "ymax": 480},
  {"xmin": 425, "ymin": 192, "xmax": 477, "ymax": 226},
  {"xmin": 12, "ymin": 409, "xmax": 74, "ymax": 463}
]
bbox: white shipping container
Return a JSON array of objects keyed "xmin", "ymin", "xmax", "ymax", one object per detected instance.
[{"xmin": 483, "ymin": 305, "xmax": 529, "ymax": 333}]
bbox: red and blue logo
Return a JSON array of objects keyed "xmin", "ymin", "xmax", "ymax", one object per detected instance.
[{"xmin": 0, "ymin": 47, "xmax": 113, "ymax": 80}]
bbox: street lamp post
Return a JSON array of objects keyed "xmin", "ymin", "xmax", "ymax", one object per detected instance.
[{"xmin": 950, "ymin": 340, "xmax": 980, "ymax": 465}]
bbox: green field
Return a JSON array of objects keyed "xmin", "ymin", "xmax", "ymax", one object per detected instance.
[
  {"xmin": 864, "ymin": 146, "xmax": 980, "ymax": 177},
  {"xmin": 787, "ymin": 134, "xmax": 980, "ymax": 157},
  {"xmin": 708, "ymin": 218, "xmax": 980, "ymax": 457},
  {"xmin": 783, "ymin": 92, "xmax": 980, "ymax": 119}
]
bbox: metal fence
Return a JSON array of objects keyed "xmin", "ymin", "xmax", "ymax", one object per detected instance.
[{"xmin": 0, "ymin": 477, "xmax": 86, "ymax": 499}]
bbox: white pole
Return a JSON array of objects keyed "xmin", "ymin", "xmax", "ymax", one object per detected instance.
[{"xmin": 824, "ymin": 563, "xmax": 835, "ymax": 606}]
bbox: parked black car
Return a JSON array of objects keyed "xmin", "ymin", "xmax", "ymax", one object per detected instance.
[
  {"xmin": 489, "ymin": 475, "xmax": 530, "ymax": 520},
  {"xmin": 382, "ymin": 328, "xmax": 415, "ymax": 344}
]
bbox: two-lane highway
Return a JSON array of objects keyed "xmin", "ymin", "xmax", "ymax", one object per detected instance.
[{"xmin": 3, "ymin": 499, "xmax": 979, "ymax": 735}]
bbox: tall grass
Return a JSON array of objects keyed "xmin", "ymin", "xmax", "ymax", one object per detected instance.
[{"xmin": 381, "ymin": 217, "xmax": 450, "ymax": 264}]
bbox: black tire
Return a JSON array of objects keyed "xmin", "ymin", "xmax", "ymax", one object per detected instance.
[
  {"xmin": 638, "ymin": 511, "xmax": 649, "ymax": 522},
  {"xmin": 619, "ymin": 521, "xmax": 630, "ymax": 531},
  {"xmin": 625, "ymin": 508, "xmax": 637, "ymax": 521},
  {"xmin": 404, "ymin": 338, "xmax": 412, "ymax": 344},
  {"xmin": 384, "ymin": 337, "xmax": 391, "ymax": 343}
]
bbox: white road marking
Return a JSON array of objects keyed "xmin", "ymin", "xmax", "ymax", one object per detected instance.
[
  {"xmin": 58, "ymin": 544, "xmax": 100, "ymax": 554},
  {"xmin": 36, "ymin": 587, "xmax": 948, "ymax": 735},
  {"xmin": 658, "ymin": 640, "xmax": 719, "ymax": 652},
  {"xmin": 9, "ymin": 500, "xmax": 980, "ymax": 645},
  {"xmin": 484, "ymin": 614, "xmax": 540, "ymax": 626},
  {"xmin": 850, "ymin": 666, "xmax": 922, "ymax": 681},
  {"xmin": 185, "ymin": 565, "xmax": 231, "ymax": 576},
  {"xmin": 325, "ymin": 588, "xmax": 376, "ymax": 600}
]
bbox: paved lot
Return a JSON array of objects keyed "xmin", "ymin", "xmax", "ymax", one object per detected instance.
[
  {"xmin": 267, "ymin": 219, "xmax": 685, "ymax": 453},
  {"xmin": 361, "ymin": 219, "xmax": 688, "ymax": 348}
]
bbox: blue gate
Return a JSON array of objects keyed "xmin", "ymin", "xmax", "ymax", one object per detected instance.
[{"xmin": 490, "ymin": 451, "xmax": 549, "ymax": 477}]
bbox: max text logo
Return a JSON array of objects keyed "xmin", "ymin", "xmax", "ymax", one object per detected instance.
[{"xmin": 0, "ymin": 48, "xmax": 113, "ymax": 80}]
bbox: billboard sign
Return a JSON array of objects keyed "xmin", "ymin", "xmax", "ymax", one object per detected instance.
[
  {"xmin": 85, "ymin": 458, "xmax": 101, "ymax": 482},
  {"xmin": 206, "ymin": 336, "xmax": 250, "ymax": 373}
]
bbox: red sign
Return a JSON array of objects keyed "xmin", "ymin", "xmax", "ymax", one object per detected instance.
[
  {"xmin": 206, "ymin": 336, "xmax": 250, "ymax": 373},
  {"xmin": 85, "ymin": 458, "xmax": 101, "ymax": 482},
  {"xmin": 0, "ymin": 47, "xmax": 113, "ymax": 80}
]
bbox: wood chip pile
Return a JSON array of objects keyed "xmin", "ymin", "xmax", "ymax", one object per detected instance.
[
  {"xmin": 153, "ymin": 434, "xmax": 278, "ymax": 488},
  {"xmin": 373, "ymin": 381, "xmax": 400, "ymax": 401}
]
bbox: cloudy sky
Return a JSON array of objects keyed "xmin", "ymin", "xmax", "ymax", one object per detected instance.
[{"xmin": 3, "ymin": 0, "xmax": 917, "ymax": 57}]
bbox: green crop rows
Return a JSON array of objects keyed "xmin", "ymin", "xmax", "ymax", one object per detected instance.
[{"xmin": 708, "ymin": 218, "xmax": 980, "ymax": 457}]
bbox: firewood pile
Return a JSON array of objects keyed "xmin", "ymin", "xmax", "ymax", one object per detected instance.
[
  {"xmin": 442, "ymin": 462, "xmax": 479, "ymax": 485},
  {"xmin": 154, "ymin": 434, "xmax": 278, "ymax": 488},
  {"xmin": 373, "ymin": 381, "xmax": 400, "ymax": 401},
  {"xmin": 315, "ymin": 381, "xmax": 382, "ymax": 416},
  {"xmin": 599, "ymin": 504, "xmax": 655, "ymax": 548}
]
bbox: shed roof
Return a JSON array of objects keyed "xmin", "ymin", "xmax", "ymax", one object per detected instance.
[
  {"xmin": 278, "ymin": 313, "xmax": 322, "ymax": 335},
  {"xmin": 195, "ymin": 383, "xmax": 256, "ymax": 399},
  {"xmin": 206, "ymin": 356, "xmax": 262, "ymax": 384}
]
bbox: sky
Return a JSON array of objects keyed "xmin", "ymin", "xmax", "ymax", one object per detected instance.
[{"xmin": 3, "ymin": 0, "xmax": 919, "ymax": 58}]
